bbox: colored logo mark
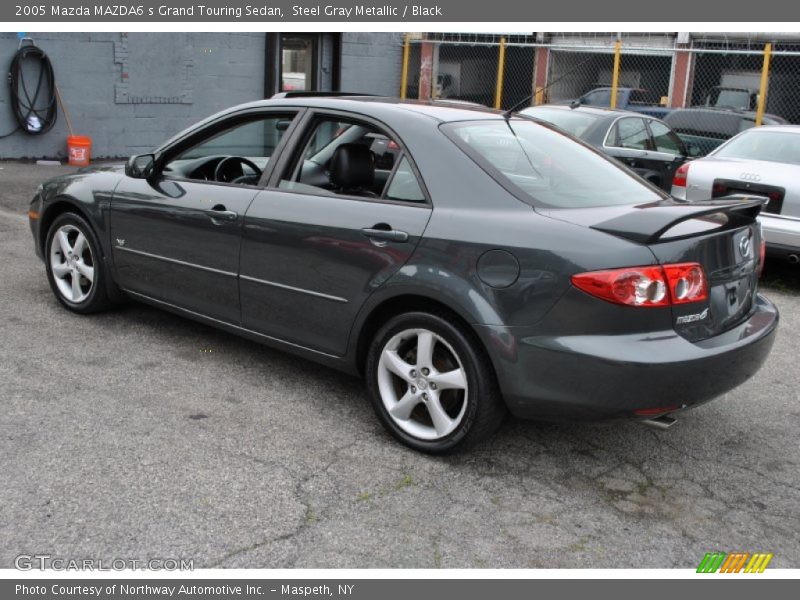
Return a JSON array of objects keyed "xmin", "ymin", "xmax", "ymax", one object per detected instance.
[{"xmin": 697, "ymin": 552, "xmax": 773, "ymax": 573}]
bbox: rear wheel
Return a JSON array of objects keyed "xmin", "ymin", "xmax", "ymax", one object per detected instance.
[
  {"xmin": 45, "ymin": 212, "xmax": 114, "ymax": 314},
  {"xmin": 366, "ymin": 311, "xmax": 506, "ymax": 453}
]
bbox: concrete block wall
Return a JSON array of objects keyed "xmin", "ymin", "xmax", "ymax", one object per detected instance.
[
  {"xmin": 0, "ymin": 32, "xmax": 404, "ymax": 160},
  {"xmin": 340, "ymin": 32, "xmax": 404, "ymax": 97},
  {"xmin": 0, "ymin": 32, "xmax": 266, "ymax": 159}
]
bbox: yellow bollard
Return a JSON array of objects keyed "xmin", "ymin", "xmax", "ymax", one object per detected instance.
[
  {"xmin": 400, "ymin": 33, "xmax": 411, "ymax": 100},
  {"xmin": 755, "ymin": 43, "xmax": 772, "ymax": 126},
  {"xmin": 610, "ymin": 39, "xmax": 622, "ymax": 109},
  {"xmin": 494, "ymin": 37, "xmax": 507, "ymax": 109}
]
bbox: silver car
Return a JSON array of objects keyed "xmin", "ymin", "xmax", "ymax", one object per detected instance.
[{"xmin": 672, "ymin": 125, "xmax": 800, "ymax": 262}]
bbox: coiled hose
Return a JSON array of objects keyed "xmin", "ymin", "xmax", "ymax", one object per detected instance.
[{"xmin": 1, "ymin": 43, "xmax": 57, "ymax": 139}]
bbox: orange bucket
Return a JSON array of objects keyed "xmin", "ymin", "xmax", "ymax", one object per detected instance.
[{"xmin": 67, "ymin": 135, "xmax": 92, "ymax": 167}]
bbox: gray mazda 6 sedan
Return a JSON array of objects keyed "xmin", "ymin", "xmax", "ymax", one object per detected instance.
[{"xmin": 29, "ymin": 95, "xmax": 779, "ymax": 453}]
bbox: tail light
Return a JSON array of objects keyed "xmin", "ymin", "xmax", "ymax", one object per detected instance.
[
  {"xmin": 663, "ymin": 263, "xmax": 707, "ymax": 305},
  {"xmin": 571, "ymin": 262, "xmax": 708, "ymax": 307},
  {"xmin": 672, "ymin": 162, "xmax": 690, "ymax": 188}
]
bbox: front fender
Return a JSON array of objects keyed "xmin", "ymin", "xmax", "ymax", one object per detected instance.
[{"xmin": 36, "ymin": 171, "xmax": 124, "ymax": 260}]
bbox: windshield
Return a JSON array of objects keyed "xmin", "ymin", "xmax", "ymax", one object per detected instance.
[
  {"xmin": 520, "ymin": 107, "xmax": 600, "ymax": 138},
  {"xmin": 714, "ymin": 129, "xmax": 800, "ymax": 165},
  {"xmin": 444, "ymin": 119, "xmax": 662, "ymax": 208}
]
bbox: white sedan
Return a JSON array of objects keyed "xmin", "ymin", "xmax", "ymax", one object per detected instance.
[{"xmin": 671, "ymin": 125, "xmax": 800, "ymax": 263}]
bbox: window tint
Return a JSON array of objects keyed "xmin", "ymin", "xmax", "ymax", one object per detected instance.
[
  {"xmin": 386, "ymin": 157, "xmax": 425, "ymax": 202},
  {"xmin": 445, "ymin": 120, "xmax": 661, "ymax": 209},
  {"xmin": 611, "ymin": 118, "xmax": 651, "ymax": 150},
  {"xmin": 164, "ymin": 115, "xmax": 293, "ymax": 185},
  {"xmin": 649, "ymin": 121, "xmax": 684, "ymax": 156}
]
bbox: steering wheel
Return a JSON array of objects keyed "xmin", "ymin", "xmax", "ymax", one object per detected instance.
[{"xmin": 214, "ymin": 156, "xmax": 263, "ymax": 184}]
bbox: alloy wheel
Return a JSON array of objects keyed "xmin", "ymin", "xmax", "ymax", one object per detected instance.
[
  {"xmin": 49, "ymin": 223, "xmax": 95, "ymax": 304},
  {"xmin": 377, "ymin": 328, "xmax": 469, "ymax": 441}
]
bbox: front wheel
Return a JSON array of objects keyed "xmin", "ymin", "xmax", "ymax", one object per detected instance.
[
  {"xmin": 45, "ymin": 212, "xmax": 114, "ymax": 314},
  {"xmin": 366, "ymin": 311, "xmax": 506, "ymax": 454}
]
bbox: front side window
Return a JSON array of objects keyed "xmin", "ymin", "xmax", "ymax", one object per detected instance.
[
  {"xmin": 444, "ymin": 119, "xmax": 662, "ymax": 209},
  {"xmin": 164, "ymin": 115, "xmax": 294, "ymax": 185}
]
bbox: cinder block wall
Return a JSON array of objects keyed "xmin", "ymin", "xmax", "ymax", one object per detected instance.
[
  {"xmin": 0, "ymin": 32, "xmax": 403, "ymax": 160},
  {"xmin": 0, "ymin": 33, "xmax": 268, "ymax": 159},
  {"xmin": 340, "ymin": 32, "xmax": 404, "ymax": 96}
]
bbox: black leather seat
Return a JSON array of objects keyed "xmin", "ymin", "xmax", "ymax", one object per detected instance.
[{"xmin": 329, "ymin": 143, "xmax": 378, "ymax": 198}]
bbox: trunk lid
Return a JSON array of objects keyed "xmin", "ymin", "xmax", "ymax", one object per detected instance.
[{"xmin": 545, "ymin": 196, "xmax": 764, "ymax": 341}]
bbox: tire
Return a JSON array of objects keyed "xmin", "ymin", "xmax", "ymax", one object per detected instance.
[
  {"xmin": 44, "ymin": 212, "xmax": 115, "ymax": 314},
  {"xmin": 365, "ymin": 311, "xmax": 506, "ymax": 454}
]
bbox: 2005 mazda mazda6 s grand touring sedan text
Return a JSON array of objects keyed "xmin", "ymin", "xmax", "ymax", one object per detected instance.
[{"xmin": 28, "ymin": 95, "xmax": 779, "ymax": 453}]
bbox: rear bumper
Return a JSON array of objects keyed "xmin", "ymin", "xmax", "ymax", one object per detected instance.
[
  {"xmin": 477, "ymin": 294, "xmax": 779, "ymax": 420},
  {"xmin": 760, "ymin": 213, "xmax": 800, "ymax": 255}
]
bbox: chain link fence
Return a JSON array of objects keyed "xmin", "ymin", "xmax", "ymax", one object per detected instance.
[{"xmin": 399, "ymin": 33, "xmax": 800, "ymax": 156}]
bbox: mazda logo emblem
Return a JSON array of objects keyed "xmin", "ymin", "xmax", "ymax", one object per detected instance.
[
  {"xmin": 740, "ymin": 172, "xmax": 761, "ymax": 182},
  {"xmin": 739, "ymin": 236, "xmax": 752, "ymax": 258}
]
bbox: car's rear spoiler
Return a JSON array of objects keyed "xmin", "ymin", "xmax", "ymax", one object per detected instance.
[{"xmin": 591, "ymin": 196, "xmax": 765, "ymax": 244}]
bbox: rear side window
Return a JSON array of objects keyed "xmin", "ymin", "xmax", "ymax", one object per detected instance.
[
  {"xmin": 649, "ymin": 121, "xmax": 685, "ymax": 156},
  {"xmin": 385, "ymin": 157, "xmax": 425, "ymax": 202},
  {"xmin": 443, "ymin": 119, "xmax": 662, "ymax": 209}
]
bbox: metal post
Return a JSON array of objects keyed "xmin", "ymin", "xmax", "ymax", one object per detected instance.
[
  {"xmin": 494, "ymin": 37, "xmax": 507, "ymax": 109},
  {"xmin": 400, "ymin": 33, "xmax": 410, "ymax": 100},
  {"xmin": 610, "ymin": 39, "xmax": 622, "ymax": 109},
  {"xmin": 755, "ymin": 42, "xmax": 772, "ymax": 127}
]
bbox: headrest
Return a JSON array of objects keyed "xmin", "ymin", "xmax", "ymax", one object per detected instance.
[{"xmin": 329, "ymin": 143, "xmax": 375, "ymax": 190}]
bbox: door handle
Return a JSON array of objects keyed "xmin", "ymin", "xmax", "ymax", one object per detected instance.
[
  {"xmin": 205, "ymin": 205, "xmax": 238, "ymax": 222},
  {"xmin": 361, "ymin": 226, "xmax": 409, "ymax": 243}
]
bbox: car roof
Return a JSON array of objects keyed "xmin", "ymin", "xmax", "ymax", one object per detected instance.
[
  {"xmin": 154, "ymin": 96, "xmax": 516, "ymax": 154},
  {"xmin": 218, "ymin": 96, "xmax": 507, "ymax": 123}
]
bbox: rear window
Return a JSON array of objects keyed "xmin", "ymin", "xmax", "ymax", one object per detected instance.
[
  {"xmin": 664, "ymin": 111, "xmax": 747, "ymax": 138},
  {"xmin": 520, "ymin": 107, "xmax": 600, "ymax": 138},
  {"xmin": 713, "ymin": 129, "xmax": 800, "ymax": 165},
  {"xmin": 443, "ymin": 119, "xmax": 662, "ymax": 209}
]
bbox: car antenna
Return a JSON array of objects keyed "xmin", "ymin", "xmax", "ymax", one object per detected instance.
[{"xmin": 502, "ymin": 55, "xmax": 597, "ymax": 119}]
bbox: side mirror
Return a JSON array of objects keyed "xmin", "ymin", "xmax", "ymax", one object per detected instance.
[
  {"xmin": 686, "ymin": 143, "xmax": 702, "ymax": 158},
  {"xmin": 125, "ymin": 153, "xmax": 155, "ymax": 179},
  {"xmin": 276, "ymin": 120, "xmax": 292, "ymax": 132}
]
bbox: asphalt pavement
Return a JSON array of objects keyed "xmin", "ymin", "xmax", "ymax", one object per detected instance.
[{"xmin": 1, "ymin": 161, "xmax": 798, "ymax": 569}]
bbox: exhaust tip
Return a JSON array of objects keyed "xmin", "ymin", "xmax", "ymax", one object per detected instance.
[
  {"xmin": 787, "ymin": 254, "xmax": 799, "ymax": 265},
  {"xmin": 641, "ymin": 414, "xmax": 678, "ymax": 430}
]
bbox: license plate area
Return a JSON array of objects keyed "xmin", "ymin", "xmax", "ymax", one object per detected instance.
[{"xmin": 712, "ymin": 178, "xmax": 784, "ymax": 215}]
